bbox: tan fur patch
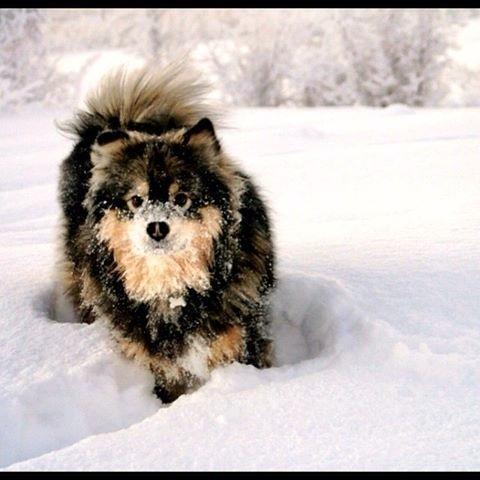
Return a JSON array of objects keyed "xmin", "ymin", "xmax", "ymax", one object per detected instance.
[
  {"xmin": 186, "ymin": 131, "xmax": 216, "ymax": 149},
  {"xmin": 92, "ymin": 137, "xmax": 126, "ymax": 158},
  {"xmin": 125, "ymin": 180, "xmax": 149, "ymax": 200},
  {"xmin": 55, "ymin": 234, "xmax": 98, "ymax": 324},
  {"xmin": 117, "ymin": 336, "xmax": 152, "ymax": 367},
  {"xmin": 168, "ymin": 182, "xmax": 180, "ymax": 196},
  {"xmin": 160, "ymin": 128, "xmax": 186, "ymax": 144},
  {"xmin": 79, "ymin": 269, "xmax": 101, "ymax": 313},
  {"xmin": 208, "ymin": 325, "xmax": 245, "ymax": 368},
  {"xmin": 89, "ymin": 153, "xmax": 120, "ymax": 196},
  {"xmin": 117, "ymin": 325, "xmax": 245, "ymax": 391},
  {"xmin": 232, "ymin": 271, "xmax": 263, "ymax": 305},
  {"xmin": 55, "ymin": 219, "xmax": 83, "ymax": 313},
  {"xmin": 98, "ymin": 206, "xmax": 222, "ymax": 301},
  {"xmin": 57, "ymin": 256, "xmax": 78, "ymax": 299},
  {"xmin": 117, "ymin": 335, "xmax": 207, "ymax": 384}
]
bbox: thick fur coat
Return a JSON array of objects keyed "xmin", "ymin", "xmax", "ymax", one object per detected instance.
[{"xmin": 56, "ymin": 64, "xmax": 275, "ymax": 403}]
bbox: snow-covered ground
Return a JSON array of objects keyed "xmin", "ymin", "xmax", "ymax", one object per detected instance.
[{"xmin": 1, "ymin": 106, "xmax": 479, "ymax": 470}]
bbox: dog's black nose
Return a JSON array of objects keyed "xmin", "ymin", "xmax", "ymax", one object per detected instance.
[{"xmin": 147, "ymin": 222, "xmax": 170, "ymax": 241}]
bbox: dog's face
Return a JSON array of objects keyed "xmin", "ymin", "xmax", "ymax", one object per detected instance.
[{"xmin": 86, "ymin": 118, "xmax": 229, "ymax": 302}]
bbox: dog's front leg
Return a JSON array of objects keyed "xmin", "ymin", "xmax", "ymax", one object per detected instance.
[{"xmin": 151, "ymin": 362, "xmax": 203, "ymax": 404}]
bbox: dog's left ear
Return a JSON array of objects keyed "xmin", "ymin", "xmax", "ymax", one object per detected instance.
[{"xmin": 183, "ymin": 118, "xmax": 221, "ymax": 153}]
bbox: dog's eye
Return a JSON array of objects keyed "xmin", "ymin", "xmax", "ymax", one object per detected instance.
[
  {"xmin": 128, "ymin": 195, "xmax": 144, "ymax": 210},
  {"xmin": 173, "ymin": 192, "xmax": 190, "ymax": 209}
]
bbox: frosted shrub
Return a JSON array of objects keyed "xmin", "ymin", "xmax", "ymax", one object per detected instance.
[
  {"xmin": 0, "ymin": 9, "xmax": 69, "ymax": 110},
  {"xmin": 340, "ymin": 9, "xmax": 452, "ymax": 107}
]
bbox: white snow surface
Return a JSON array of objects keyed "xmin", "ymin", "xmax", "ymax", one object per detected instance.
[{"xmin": 0, "ymin": 107, "xmax": 479, "ymax": 470}]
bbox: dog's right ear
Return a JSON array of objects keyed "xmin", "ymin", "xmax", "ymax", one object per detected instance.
[
  {"xmin": 92, "ymin": 130, "xmax": 130, "ymax": 164},
  {"xmin": 95, "ymin": 129, "xmax": 130, "ymax": 146}
]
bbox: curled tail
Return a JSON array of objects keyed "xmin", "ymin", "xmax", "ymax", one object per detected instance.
[{"xmin": 61, "ymin": 61, "xmax": 221, "ymax": 141}]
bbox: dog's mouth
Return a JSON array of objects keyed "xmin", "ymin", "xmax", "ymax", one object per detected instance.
[
  {"xmin": 144, "ymin": 234, "xmax": 189, "ymax": 255},
  {"xmin": 149, "ymin": 241, "xmax": 168, "ymax": 253},
  {"xmin": 148, "ymin": 240, "xmax": 172, "ymax": 254}
]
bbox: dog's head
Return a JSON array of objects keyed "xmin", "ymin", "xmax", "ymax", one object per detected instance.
[{"xmin": 85, "ymin": 118, "xmax": 237, "ymax": 302}]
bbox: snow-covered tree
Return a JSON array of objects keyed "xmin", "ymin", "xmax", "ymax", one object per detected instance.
[
  {"xmin": 0, "ymin": 9, "xmax": 46, "ymax": 108},
  {"xmin": 339, "ymin": 9, "xmax": 453, "ymax": 107},
  {"xmin": 202, "ymin": 11, "xmax": 269, "ymax": 105},
  {"xmin": 204, "ymin": 10, "xmax": 321, "ymax": 107},
  {"xmin": 0, "ymin": 9, "xmax": 71, "ymax": 110},
  {"xmin": 290, "ymin": 11, "xmax": 356, "ymax": 106},
  {"xmin": 381, "ymin": 9, "xmax": 452, "ymax": 106},
  {"xmin": 1, "ymin": 8, "xmax": 477, "ymax": 109}
]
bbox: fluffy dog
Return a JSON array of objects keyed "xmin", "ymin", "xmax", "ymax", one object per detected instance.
[{"xmin": 56, "ymin": 63, "xmax": 276, "ymax": 403}]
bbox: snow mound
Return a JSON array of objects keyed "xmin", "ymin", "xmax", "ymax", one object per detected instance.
[
  {"xmin": 271, "ymin": 272, "xmax": 365, "ymax": 366},
  {"xmin": 0, "ymin": 343, "xmax": 159, "ymax": 468},
  {"xmin": 1, "ymin": 266, "xmax": 366, "ymax": 468}
]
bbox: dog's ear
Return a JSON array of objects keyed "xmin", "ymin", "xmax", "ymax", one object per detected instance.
[
  {"xmin": 91, "ymin": 130, "xmax": 129, "ymax": 169},
  {"xmin": 92, "ymin": 130, "xmax": 130, "ymax": 164},
  {"xmin": 183, "ymin": 118, "xmax": 221, "ymax": 153},
  {"xmin": 96, "ymin": 129, "xmax": 130, "ymax": 147}
]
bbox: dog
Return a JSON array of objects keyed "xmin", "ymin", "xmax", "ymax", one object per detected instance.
[{"xmin": 56, "ymin": 63, "xmax": 276, "ymax": 403}]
